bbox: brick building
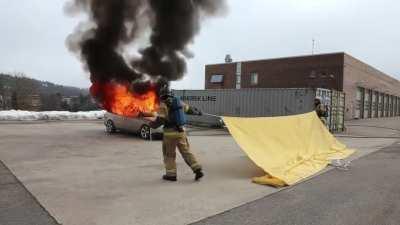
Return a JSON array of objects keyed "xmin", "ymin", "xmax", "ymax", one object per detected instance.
[{"xmin": 205, "ymin": 52, "xmax": 400, "ymax": 120}]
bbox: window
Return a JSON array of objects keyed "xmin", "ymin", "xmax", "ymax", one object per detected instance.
[
  {"xmin": 210, "ymin": 74, "xmax": 224, "ymax": 83},
  {"xmin": 309, "ymin": 70, "xmax": 317, "ymax": 79},
  {"xmin": 250, "ymin": 72, "xmax": 258, "ymax": 85}
]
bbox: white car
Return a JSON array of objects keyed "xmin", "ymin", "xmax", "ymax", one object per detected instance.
[{"xmin": 104, "ymin": 112, "xmax": 163, "ymax": 139}]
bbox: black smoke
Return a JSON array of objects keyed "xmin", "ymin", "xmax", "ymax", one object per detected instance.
[{"xmin": 66, "ymin": 0, "xmax": 226, "ymax": 92}]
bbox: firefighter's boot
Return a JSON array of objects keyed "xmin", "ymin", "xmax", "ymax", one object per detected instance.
[
  {"xmin": 194, "ymin": 169, "xmax": 204, "ymax": 181},
  {"xmin": 162, "ymin": 175, "xmax": 177, "ymax": 182}
]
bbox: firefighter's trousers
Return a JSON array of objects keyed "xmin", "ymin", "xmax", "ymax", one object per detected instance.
[{"xmin": 162, "ymin": 132, "xmax": 201, "ymax": 177}]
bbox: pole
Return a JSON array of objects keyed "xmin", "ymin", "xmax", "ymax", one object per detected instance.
[
  {"xmin": 150, "ymin": 128, "xmax": 153, "ymax": 142},
  {"xmin": 312, "ymin": 39, "xmax": 315, "ymax": 55}
]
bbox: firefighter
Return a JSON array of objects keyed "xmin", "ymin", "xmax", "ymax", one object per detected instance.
[
  {"xmin": 141, "ymin": 87, "xmax": 204, "ymax": 182},
  {"xmin": 314, "ymin": 97, "xmax": 328, "ymax": 124}
]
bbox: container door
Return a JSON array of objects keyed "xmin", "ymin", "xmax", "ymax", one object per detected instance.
[
  {"xmin": 328, "ymin": 90, "xmax": 345, "ymax": 133},
  {"xmin": 316, "ymin": 88, "xmax": 332, "ymax": 129},
  {"xmin": 337, "ymin": 92, "xmax": 346, "ymax": 132}
]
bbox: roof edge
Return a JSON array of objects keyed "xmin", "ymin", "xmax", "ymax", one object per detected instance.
[{"xmin": 206, "ymin": 52, "xmax": 346, "ymax": 67}]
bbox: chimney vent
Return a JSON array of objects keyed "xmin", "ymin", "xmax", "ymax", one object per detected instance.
[{"xmin": 225, "ymin": 54, "xmax": 233, "ymax": 63}]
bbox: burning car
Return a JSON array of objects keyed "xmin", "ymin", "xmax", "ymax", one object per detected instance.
[
  {"xmin": 67, "ymin": 1, "xmax": 226, "ymax": 140},
  {"xmin": 104, "ymin": 112, "xmax": 163, "ymax": 140},
  {"xmin": 93, "ymin": 82, "xmax": 162, "ymax": 139}
]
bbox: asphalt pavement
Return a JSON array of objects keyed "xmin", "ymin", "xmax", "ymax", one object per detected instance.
[
  {"xmin": 192, "ymin": 140, "xmax": 400, "ymax": 225},
  {"xmin": 0, "ymin": 118, "xmax": 399, "ymax": 225},
  {"xmin": 0, "ymin": 161, "xmax": 59, "ymax": 225}
]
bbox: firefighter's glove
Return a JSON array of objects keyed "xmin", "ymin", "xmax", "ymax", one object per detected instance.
[
  {"xmin": 149, "ymin": 117, "xmax": 165, "ymax": 129},
  {"xmin": 188, "ymin": 107, "xmax": 202, "ymax": 116}
]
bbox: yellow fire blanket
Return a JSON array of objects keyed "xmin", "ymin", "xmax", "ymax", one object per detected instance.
[{"xmin": 223, "ymin": 112, "xmax": 355, "ymax": 187}]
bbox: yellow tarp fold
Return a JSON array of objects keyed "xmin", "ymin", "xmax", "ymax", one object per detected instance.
[{"xmin": 223, "ymin": 112, "xmax": 355, "ymax": 187}]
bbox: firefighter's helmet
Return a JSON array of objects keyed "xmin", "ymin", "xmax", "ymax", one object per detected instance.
[{"xmin": 159, "ymin": 83, "xmax": 173, "ymax": 101}]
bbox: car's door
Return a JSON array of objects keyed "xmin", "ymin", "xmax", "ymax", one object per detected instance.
[
  {"xmin": 111, "ymin": 113, "xmax": 126, "ymax": 129},
  {"xmin": 122, "ymin": 117, "xmax": 144, "ymax": 133}
]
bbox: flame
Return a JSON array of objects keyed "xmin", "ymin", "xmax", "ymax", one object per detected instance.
[{"xmin": 90, "ymin": 81, "xmax": 159, "ymax": 117}]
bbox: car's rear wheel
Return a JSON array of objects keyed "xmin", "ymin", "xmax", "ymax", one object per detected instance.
[
  {"xmin": 105, "ymin": 120, "xmax": 116, "ymax": 134},
  {"xmin": 140, "ymin": 125, "xmax": 151, "ymax": 140}
]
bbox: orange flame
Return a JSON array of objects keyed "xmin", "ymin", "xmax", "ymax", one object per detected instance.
[{"xmin": 90, "ymin": 81, "xmax": 159, "ymax": 117}]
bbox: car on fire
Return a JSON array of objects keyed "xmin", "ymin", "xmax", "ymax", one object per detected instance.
[{"xmin": 104, "ymin": 112, "xmax": 163, "ymax": 139}]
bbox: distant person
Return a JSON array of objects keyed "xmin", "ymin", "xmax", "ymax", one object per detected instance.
[
  {"xmin": 315, "ymin": 98, "xmax": 328, "ymax": 125},
  {"xmin": 141, "ymin": 85, "xmax": 204, "ymax": 182}
]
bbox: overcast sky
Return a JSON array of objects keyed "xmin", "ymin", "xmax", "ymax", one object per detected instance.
[{"xmin": 0, "ymin": 0, "xmax": 399, "ymax": 89}]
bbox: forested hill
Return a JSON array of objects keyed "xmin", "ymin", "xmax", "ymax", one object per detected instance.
[{"xmin": 0, "ymin": 73, "xmax": 88, "ymax": 96}]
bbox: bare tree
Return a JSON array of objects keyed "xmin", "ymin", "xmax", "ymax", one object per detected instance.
[{"xmin": 13, "ymin": 72, "xmax": 40, "ymax": 110}]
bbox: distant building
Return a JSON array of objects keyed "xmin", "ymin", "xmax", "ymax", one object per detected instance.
[
  {"xmin": 62, "ymin": 96, "xmax": 80, "ymax": 109},
  {"xmin": 205, "ymin": 52, "xmax": 400, "ymax": 120},
  {"xmin": 0, "ymin": 86, "xmax": 13, "ymax": 110},
  {"xmin": 62, "ymin": 97, "xmax": 74, "ymax": 106},
  {"xmin": 16, "ymin": 94, "xmax": 42, "ymax": 111},
  {"xmin": 0, "ymin": 95, "xmax": 4, "ymax": 110}
]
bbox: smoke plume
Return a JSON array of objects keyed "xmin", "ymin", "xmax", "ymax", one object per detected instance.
[{"xmin": 66, "ymin": 0, "xmax": 226, "ymax": 92}]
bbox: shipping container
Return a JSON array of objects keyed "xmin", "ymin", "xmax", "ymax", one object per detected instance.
[
  {"xmin": 173, "ymin": 88, "xmax": 345, "ymax": 132},
  {"xmin": 174, "ymin": 88, "xmax": 314, "ymax": 117}
]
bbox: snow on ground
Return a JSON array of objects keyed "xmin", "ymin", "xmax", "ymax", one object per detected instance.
[{"xmin": 0, "ymin": 110, "xmax": 105, "ymax": 121}]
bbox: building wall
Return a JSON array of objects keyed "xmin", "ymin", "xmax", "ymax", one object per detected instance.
[
  {"xmin": 16, "ymin": 94, "xmax": 42, "ymax": 111},
  {"xmin": 205, "ymin": 53, "xmax": 344, "ymax": 91},
  {"xmin": 0, "ymin": 93, "xmax": 12, "ymax": 110},
  {"xmin": 343, "ymin": 54, "xmax": 400, "ymax": 119},
  {"xmin": 205, "ymin": 52, "xmax": 400, "ymax": 120},
  {"xmin": 205, "ymin": 63, "xmax": 237, "ymax": 89}
]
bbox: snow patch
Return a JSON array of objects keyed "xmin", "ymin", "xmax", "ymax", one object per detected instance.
[{"xmin": 0, "ymin": 110, "xmax": 105, "ymax": 121}]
